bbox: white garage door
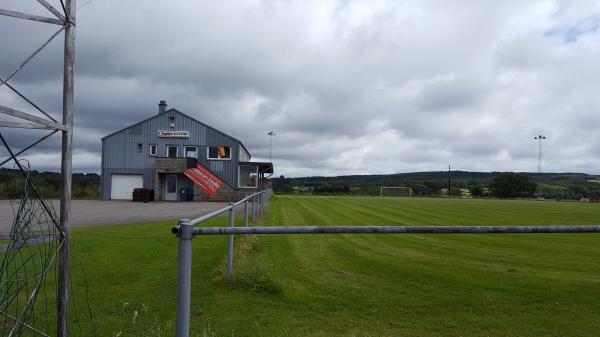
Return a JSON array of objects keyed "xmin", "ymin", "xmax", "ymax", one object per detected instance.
[{"xmin": 111, "ymin": 174, "xmax": 143, "ymax": 200}]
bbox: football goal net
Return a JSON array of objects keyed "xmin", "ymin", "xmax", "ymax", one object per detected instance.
[{"xmin": 380, "ymin": 186, "xmax": 413, "ymax": 197}]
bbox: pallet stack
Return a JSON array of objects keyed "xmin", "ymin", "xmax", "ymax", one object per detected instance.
[{"xmin": 132, "ymin": 188, "xmax": 154, "ymax": 202}]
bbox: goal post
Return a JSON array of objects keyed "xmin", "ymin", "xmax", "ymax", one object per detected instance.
[{"xmin": 380, "ymin": 186, "xmax": 413, "ymax": 197}]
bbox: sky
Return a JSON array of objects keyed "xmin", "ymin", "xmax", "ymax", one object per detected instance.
[{"xmin": 0, "ymin": 0, "xmax": 599, "ymax": 177}]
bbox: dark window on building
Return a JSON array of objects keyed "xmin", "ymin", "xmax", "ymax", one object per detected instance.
[
  {"xmin": 137, "ymin": 143, "xmax": 142, "ymax": 153},
  {"xmin": 207, "ymin": 146, "xmax": 231, "ymax": 160},
  {"xmin": 184, "ymin": 146, "xmax": 197, "ymax": 158},
  {"xmin": 167, "ymin": 146, "xmax": 178, "ymax": 158},
  {"xmin": 149, "ymin": 144, "xmax": 157, "ymax": 156},
  {"xmin": 169, "ymin": 116, "xmax": 175, "ymax": 129}
]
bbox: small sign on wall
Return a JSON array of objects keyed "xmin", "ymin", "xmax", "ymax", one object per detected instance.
[{"xmin": 158, "ymin": 130, "xmax": 189, "ymax": 138}]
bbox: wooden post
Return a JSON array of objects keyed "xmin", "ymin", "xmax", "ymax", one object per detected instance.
[{"xmin": 58, "ymin": 1, "xmax": 75, "ymax": 336}]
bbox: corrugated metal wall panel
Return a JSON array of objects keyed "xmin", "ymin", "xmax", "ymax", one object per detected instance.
[
  {"xmin": 239, "ymin": 144, "xmax": 250, "ymax": 161},
  {"xmin": 101, "ymin": 109, "xmax": 243, "ymax": 200}
]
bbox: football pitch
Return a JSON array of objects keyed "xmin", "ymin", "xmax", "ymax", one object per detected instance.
[{"xmin": 59, "ymin": 196, "xmax": 600, "ymax": 336}]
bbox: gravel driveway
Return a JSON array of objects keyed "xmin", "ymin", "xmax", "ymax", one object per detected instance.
[{"xmin": 0, "ymin": 200, "xmax": 231, "ymax": 234}]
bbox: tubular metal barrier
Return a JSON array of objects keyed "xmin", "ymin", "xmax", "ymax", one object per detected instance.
[
  {"xmin": 172, "ymin": 189, "xmax": 272, "ymax": 337},
  {"xmin": 171, "ymin": 191, "xmax": 600, "ymax": 337}
]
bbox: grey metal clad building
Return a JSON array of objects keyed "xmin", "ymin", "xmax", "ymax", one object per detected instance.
[{"xmin": 101, "ymin": 101, "xmax": 273, "ymax": 201}]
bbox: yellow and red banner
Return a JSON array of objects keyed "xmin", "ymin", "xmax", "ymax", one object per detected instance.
[
  {"xmin": 184, "ymin": 163, "xmax": 224, "ymax": 197},
  {"xmin": 218, "ymin": 146, "xmax": 227, "ymax": 158}
]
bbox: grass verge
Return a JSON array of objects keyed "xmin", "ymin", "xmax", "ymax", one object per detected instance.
[{"xmin": 7, "ymin": 196, "xmax": 600, "ymax": 336}]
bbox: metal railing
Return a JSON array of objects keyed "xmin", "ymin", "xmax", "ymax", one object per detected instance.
[
  {"xmin": 171, "ymin": 195, "xmax": 600, "ymax": 337},
  {"xmin": 171, "ymin": 188, "xmax": 273, "ymax": 337}
]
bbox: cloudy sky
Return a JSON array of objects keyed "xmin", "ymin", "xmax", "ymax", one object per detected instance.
[{"xmin": 1, "ymin": 0, "xmax": 599, "ymax": 177}]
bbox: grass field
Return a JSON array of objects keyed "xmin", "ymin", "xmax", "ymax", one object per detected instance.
[{"xmin": 36, "ymin": 196, "xmax": 600, "ymax": 336}]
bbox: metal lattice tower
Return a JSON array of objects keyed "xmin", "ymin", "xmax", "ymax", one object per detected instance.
[
  {"xmin": 534, "ymin": 134, "xmax": 546, "ymax": 174},
  {"xmin": 0, "ymin": 1, "xmax": 76, "ymax": 336}
]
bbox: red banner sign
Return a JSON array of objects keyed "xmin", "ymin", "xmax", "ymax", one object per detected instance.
[{"xmin": 184, "ymin": 164, "xmax": 224, "ymax": 197}]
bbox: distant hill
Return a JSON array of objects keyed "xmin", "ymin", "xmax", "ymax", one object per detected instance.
[{"xmin": 273, "ymin": 171, "xmax": 600, "ymax": 199}]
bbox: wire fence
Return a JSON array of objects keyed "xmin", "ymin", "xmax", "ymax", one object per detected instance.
[
  {"xmin": 0, "ymin": 165, "xmax": 59, "ymax": 337},
  {"xmin": 0, "ymin": 163, "xmax": 95, "ymax": 337}
]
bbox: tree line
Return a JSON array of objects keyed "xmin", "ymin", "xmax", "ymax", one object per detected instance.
[
  {"xmin": 2, "ymin": 168, "xmax": 599, "ymax": 201},
  {"xmin": 274, "ymin": 171, "xmax": 600, "ymax": 200},
  {"xmin": 0, "ymin": 168, "xmax": 100, "ymax": 199}
]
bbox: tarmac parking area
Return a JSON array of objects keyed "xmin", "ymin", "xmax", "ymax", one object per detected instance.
[{"xmin": 0, "ymin": 200, "xmax": 230, "ymax": 234}]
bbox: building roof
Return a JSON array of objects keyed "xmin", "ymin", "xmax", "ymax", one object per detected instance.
[
  {"xmin": 101, "ymin": 108, "xmax": 251, "ymax": 157},
  {"xmin": 240, "ymin": 161, "xmax": 273, "ymax": 174}
]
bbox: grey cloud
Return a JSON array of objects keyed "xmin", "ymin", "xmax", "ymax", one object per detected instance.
[{"xmin": 1, "ymin": 0, "xmax": 600, "ymax": 176}]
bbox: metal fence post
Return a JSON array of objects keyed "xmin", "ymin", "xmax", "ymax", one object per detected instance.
[
  {"xmin": 252, "ymin": 194, "xmax": 256, "ymax": 224},
  {"xmin": 175, "ymin": 219, "xmax": 193, "ymax": 337},
  {"xmin": 259, "ymin": 192, "xmax": 263, "ymax": 213},
  {"xmin": 226, "ymin": 205, "xmax": 234, "ymax": 280},
  {"xmin": 256, "ymin": 193, "xmax": 260, "ymax": 215},
  {"xmin": 244, "ymin": 199, "xmax": 249, "ymax": 239}
]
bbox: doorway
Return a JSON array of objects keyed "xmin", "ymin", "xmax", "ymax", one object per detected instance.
[{"xmin": 164, "ymin": 174, "xmax": 178, "ymax": 201}]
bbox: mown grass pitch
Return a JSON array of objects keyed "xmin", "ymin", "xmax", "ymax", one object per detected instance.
[{"xmin": 66, "ymin": 196, "xmax": 600, "ymax": 336}]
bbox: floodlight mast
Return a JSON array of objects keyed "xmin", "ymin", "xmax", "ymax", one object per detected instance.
[
  {"xmin": 534, "ymin": 135, "xmax": 546, "ymax": 174},
  {"xmin": 268, "ymin": 131, "xmax": 276, "ymax": 162}
]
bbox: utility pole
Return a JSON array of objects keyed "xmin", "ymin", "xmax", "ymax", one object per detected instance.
[
  {"xmin": 448, "ymin": 165, "xmax": 451, "ymax": 196},
  {"xmin": 534, "ymin": 134, "xmax": 546, "ymax": 174},
  {"xmin": 268, "ymin": 131, "xmax": 276, "ymax": 162},
  {"xmin": 58, "ymin": 1, "xmax": 76, "ymax": 336}
]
